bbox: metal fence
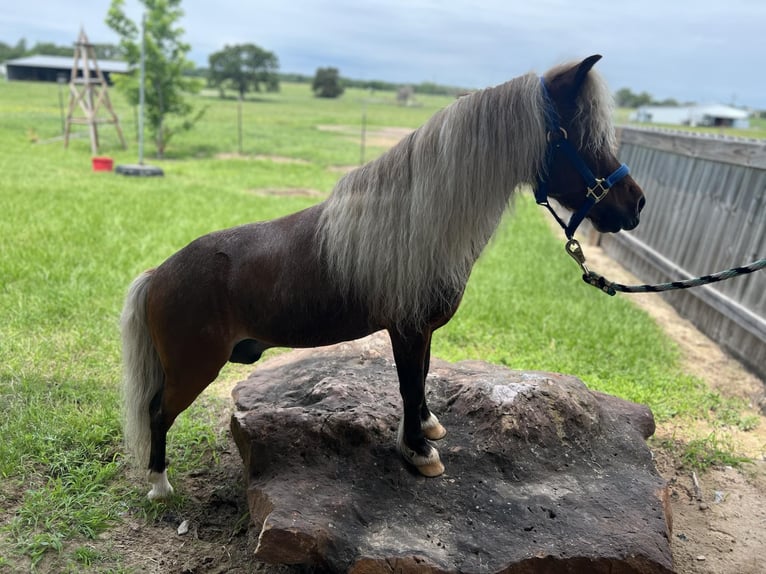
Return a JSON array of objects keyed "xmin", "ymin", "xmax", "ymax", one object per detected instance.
[{"xmin": 600, "ymin": 127, "xmax": 766, "ymax": 380}]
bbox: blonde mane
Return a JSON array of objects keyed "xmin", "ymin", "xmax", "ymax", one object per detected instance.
[{"xmin": 318, "ymin": 65, "xmax": 615, "ymax": 327}]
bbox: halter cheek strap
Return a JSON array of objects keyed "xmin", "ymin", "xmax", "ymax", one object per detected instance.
[{"xmin": 535, "ymin": 77, "xmax": 630, "ymax": 240}]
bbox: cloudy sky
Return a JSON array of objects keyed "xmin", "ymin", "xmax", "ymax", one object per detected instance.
[{"xmin": 2, "ymin": 0, "xmax": 765, "ymax": 107}]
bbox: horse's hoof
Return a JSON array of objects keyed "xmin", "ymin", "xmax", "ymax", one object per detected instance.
[
  {"xmin": 422, "ymin": 413, "xmax": 447, "ymax": 441},
  {"xmin": 147, "ymin": 469, "xmax": 174, "ymax": 500},
  {"xmin": 404, "ymin": 447, "xmax": 445, "ymax": 477},
  {"xmin": 416, "ymin": 458, "xmax": 446, "ymax": 477},
  {"xmin": 400, "ymin": 446, "xmax": 446, "ymax": 478},
  {"xmin": 397, "ymin": 420, "xmax": 445, "ymax": 477}
]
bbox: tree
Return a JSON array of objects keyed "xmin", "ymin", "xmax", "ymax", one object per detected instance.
[
  {"xmin": 29, "ymin": 42, "xmax": 71, "ymax": 57},
  {"xmin": 106, "ymin": 0, "xmax": 204, "ymax": 158},
  {"xmin": 0, "ymin": 38, "xmax": 122, "ymax": 61},
  {"xmin": 0, "ymin": 39, "xmax": 27, "ymax": 62},
  {"xmin": 208, "ymin": 43, "xmax": 279, "ymax": 154},
  {"xmin": 615, "ymin": 87, "xmax": 684, "ymax": 109},
  {"xmin": 654, "ymin": 98, "xmax": 680, "ymax": 107},
  {"xmin": 92, "ymin": 43, "xmax": 124, "ymax": 60},
  {"xmin": 615, "ymin": 87, "xmax": 653, "ymax": 108},
  {"xmin": 312, "ymin": 67, "xmax": 344, "ymax": 98},
  {"xmin": 208, "ymin": 43, "xmax": 279, "ymax": 99}
]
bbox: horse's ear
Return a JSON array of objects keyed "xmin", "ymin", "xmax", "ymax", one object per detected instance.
[
  {"xmin": 545, "ymin": 54, "xmax": 603, "ymax": 111},
  {"xmin": 572, "ymin": 54, "xmax": 602, "ymax": 93}
]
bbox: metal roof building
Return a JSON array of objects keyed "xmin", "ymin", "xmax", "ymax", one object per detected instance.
[
  {"xmin": 4, "ymin": 55, "xmax": 130, "ymax": 84},
  {"xmin": 631, "ymin": 104, "xmax": 750, "ymax": 129}
]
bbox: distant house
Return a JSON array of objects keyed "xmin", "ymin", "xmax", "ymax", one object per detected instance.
[
  {"xmin": 4, "ymin": 55, "xmax": 130, "ymax": 84},
  {"xmin": 631, "ymin": 104, "xmax": 750, "ymax": 129}
]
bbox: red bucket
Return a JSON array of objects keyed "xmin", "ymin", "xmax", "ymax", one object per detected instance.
[{"xmin": 92, "ymin": 157, "xmax": 114, "ymax": 172}]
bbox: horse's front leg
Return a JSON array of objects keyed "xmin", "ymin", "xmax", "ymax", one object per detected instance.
[
  {"xmin": 389, "ymin": 329, "xmax": 445, "ymax": 477},
  {"xmin": 420, "ymin": 340, "xmax": 447, "ymax": 441}
]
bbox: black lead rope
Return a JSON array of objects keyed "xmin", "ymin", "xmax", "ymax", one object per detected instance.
[{"xmin": 565, "ymin": 238, "xmax": 766, "ymax": 296}]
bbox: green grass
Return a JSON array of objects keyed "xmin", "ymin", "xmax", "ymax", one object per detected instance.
[
  {"xmin": 432, "ymin": 201, "xmax": 726, "ymax": 422},
  {"xmin": 0, "ymin": 79, "xmax": 759, "ymax": 571},
  {"xmin": 657, "ymin": 432, "xmax": 752, "ymax": 471}
]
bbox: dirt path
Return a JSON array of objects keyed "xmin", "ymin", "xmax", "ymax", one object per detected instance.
[{"xmin": 581, "ymin": 237, "xmax": 766, "ymax": 574}]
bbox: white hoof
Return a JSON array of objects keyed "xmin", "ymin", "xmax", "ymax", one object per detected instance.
[
  {"xmin": 397, "ymin": 420, "xmax": 445, "ymax": 477},
  {"xmin": 147, "ymin": 469, "xmax": 174, "ymax": 500},
  {"xmin": 421, "ymin": 412, "xmax": 447, "ymax": 441}
]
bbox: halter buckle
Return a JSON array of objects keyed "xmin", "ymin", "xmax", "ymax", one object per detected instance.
[
  {"xmin": 546, "ymin": 127, "xmax": 568, "ymax": 143},
  {"xmin": 586, "ymin": 178, "xmax": 609, "ymax": 202}
]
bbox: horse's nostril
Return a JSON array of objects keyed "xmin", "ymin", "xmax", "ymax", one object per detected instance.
[{"xmin": 637, "ymin": 195, "xmax": 646, "ymax": 213}]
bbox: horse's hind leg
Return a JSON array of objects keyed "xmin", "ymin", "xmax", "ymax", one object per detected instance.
[
  {"xmin": 146, "ymin": 341, "xmax": 232, "ymax": 500},
  {"xmin": 147, "ymin": 389, "xmax": 173, "ymax": 500},
  {"xmin": 389, "ymin": 329, "xmax": 445, "ymax": 477}
]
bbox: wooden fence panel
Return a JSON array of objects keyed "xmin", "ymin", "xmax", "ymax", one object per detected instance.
[{"xmin": 600, "ymin": 128, "xmax": 766, "ymax": 380}]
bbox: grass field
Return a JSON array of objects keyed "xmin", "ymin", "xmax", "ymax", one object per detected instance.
[{"xmin": 0, "ymin": 78, "xmax": 761, "ymax": 571}]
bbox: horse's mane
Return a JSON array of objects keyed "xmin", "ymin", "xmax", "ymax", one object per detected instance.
[{"xmin": 318, "ymin": 64, "xmax": 615, "ymax": 327}]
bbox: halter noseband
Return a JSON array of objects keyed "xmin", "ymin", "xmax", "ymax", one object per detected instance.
[{"xmin": 535, "ymin": 77, "xmax": 630, "ymax": 240}]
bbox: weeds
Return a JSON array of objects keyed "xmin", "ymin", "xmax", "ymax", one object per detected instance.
[{"xmin": 656, "ymin": 430, "xmax": 754, "ymax": 472}]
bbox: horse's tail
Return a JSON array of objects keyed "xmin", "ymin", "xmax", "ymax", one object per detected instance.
[{"xmin": 120, "ymin": 269, "xmax": 163, "ymax": 472}]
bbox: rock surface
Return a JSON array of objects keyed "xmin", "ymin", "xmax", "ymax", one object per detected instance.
[{"xmin": 231, "ymin": 333, "xmax": 673, "ymax": 573}]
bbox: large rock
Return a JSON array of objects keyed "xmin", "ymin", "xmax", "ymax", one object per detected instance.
[{"xmin": 231, "ymin": 333, "xmax": 673, "ymax": 573}]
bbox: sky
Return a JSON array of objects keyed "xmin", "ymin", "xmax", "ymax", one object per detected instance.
[{"xmin": 2, "ymin": 0, "xmax": 765, "ymax": 108}]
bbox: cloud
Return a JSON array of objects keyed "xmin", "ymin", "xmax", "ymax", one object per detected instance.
[{"xmin": 2, "ymin": 0, "xmax": 765, "ymax": 107}]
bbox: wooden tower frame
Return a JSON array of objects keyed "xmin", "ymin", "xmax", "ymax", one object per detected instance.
[{"xmin": 64, "ymin": 28, "xmax": 127, "ymax": 154}]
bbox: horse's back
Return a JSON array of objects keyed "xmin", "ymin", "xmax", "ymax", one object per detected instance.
[{"xmin": 145, "ymin": 204, "xmax": 376, "ymax": 352}]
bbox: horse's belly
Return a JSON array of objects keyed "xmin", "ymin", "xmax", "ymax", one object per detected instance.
[{"xmin": 240, "ymin": 294, "xmax": 380, "ymax": 349}]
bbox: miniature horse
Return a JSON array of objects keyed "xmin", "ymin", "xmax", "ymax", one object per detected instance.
[{"xmin": 121, "ymin": 55, "xmax": 645, "ymax": 499}]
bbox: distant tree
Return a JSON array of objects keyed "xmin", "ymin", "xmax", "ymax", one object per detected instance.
[
  {"xmin": 635, "ymin": 91, "xmax": 653, "ymax": 107},
  {"xmin": 92, "ymin": 43, "xmax": 124, "ymax": 60},
  {"xmin": 279, "ymin": 72, "xmax": 312, "ymax": 84},
  {"xmin": 0, "ymin": 42, "xmax": 17, "ymax": 62},
  {"xmin": 415, "ymin": 81, "xmax": 460, "ymax": 96},
  {"xmin": 0, "ymin": 39, "xmax": 27, "ymax": 61},
  {"xmin": 654, "ymin": 98, "xmax": 680, "ymax": 107},
  {"xmin": 342, "ymin": 77, "xmax": 396, "ymax": 91},
  {"xmin": 615, "ymin": 87, "xmax": 654, "ymax": 108},
  {"xmin": 28, "ymin": 42, "xmax": 71, "ymax": 56},
  {"xmin": 208, "ymin": 43, "xmax": 279, "ymax": 154},
  {"xmin": 208, "ymin": 43, "xmax": 279, "ymax": 99},
  {"xmin": 106, "ymin": 0, "xmax": 204, "ymax": 158},
  {"xmin": 312, "ymin": 67, "xmax": 344, "ymax": 98},
  {"xmin": 615, "ymin": 88, "xmax": 632, "ymax": 107},
  {"xmin": 0, "ymin": 38, "xmax": 122, "ymax": 61},
  {"xmin": 365, "ymin": 79, "xmax": 396, "ymax": 91}
]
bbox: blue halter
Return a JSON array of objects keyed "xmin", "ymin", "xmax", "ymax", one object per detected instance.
[{"xmin": 535, "ymin": 77, "xmax": 630, "ymax": 239}]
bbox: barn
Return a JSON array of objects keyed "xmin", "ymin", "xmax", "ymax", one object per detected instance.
[
  {"xmin": 4, "ymin": 54, "xmax": 130, "ymax": 84},
  {"xmin": 631, "ymin": 104, "xmax": 750, "ymax": 129}
]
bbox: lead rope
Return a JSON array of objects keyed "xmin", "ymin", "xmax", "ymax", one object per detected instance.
[{"xmin": 565, "ymin": 238, "xmax": 766, "ymax": 296}]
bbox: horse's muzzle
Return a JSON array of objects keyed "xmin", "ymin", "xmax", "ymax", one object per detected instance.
[{"xmin": 624, "ymin": 194, "xmax": 646, "ymax": 231}]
